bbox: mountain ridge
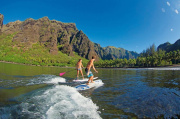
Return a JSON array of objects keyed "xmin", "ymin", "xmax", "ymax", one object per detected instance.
[
  {"xmin": 0, "ymin": 14, "xmax": 139, "ymax": 60},
  {"xmin": 157, "ymin": 39, "xmax": 180, "ymax": 52}
]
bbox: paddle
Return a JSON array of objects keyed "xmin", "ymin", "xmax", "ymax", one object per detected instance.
[
  {"xmin": 59, "ymin": 69, "xmax": 76, "ymax": 76},
  {"xmin": 59, "ymin": 72, "xmax": 66, "ymax": 76}
]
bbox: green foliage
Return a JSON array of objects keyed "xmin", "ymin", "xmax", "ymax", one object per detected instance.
[
  {"xmin": 0, "ymin": 33, "xmax": 88, "ymax": 67},
  {"xmin": 95, "ymin": 44, "xmax": 180, "ymax": 68}
]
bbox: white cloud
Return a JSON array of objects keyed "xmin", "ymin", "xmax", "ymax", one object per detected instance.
[
  {"xmin": 162, "ymin": 8, "xmax": 165, "ymax": 12},
  {"xmin": 175, "ymin": 9, "xmax": 179, "ymax": 14},
  {"xmin": 170, "ymin": 29, "xmax": 173, "ymax": 31},
  {"xmin": 167, "ymin": 1, "xmax": 171, "ymax": 6}
]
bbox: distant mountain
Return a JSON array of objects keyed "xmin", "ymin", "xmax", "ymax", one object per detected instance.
[
  {"xmin": 158, "ymin": 39, "xmax": 180, "ymax": 52},
  {"xmin": 0, "ymin": 14, "xmax": 139, "ymax": 60},
  {"xmin": 94, "ymin": 44, "xmax": 139, "ymax": 60}
]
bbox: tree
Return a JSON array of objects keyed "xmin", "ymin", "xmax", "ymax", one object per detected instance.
[
  {"xmin": 123, "ymin": 58, "xmax": 128, "ymax": 67},
  {"xmin": 157, "ymin": 49, "xmax": 165, "ymax": 65},
  {"xmin": 150, "ymin": 43, "xmax": 157, "ymax": 56},
  {"xmin": 173, "ymin": 50, "xmax": 177, "ymax": 64}
]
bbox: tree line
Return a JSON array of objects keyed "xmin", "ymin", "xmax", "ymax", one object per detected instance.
[{"xmin": 95, "ymin": 44, "xmax": 180, "ymax": 68}]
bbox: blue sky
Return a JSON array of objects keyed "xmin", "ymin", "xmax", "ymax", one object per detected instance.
[{"xmin": 1, "ymin": 0, "xmax": 180, "ymax": 53}]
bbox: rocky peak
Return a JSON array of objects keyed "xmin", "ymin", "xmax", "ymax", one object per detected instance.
[
  {"xmin": 1, "ymin": 16, "xmax": 99, "ymax": 59},
  {"xmin": 0, "ymin": 15, "xmax": 139, "ymax": 60},
  {"xmin": 157, "ymin": 40, "xmax": 180, "ymax": 52},
  {"xmin": 157, "ymin": 42, "xmax": 172, "ymax": 51},
  {"xmin": 174, "ymin": 39, "xmax": 180, "ymax": 45},
  {"xmin": 6, "ymin": 20, "xmax": 22, "ymax": 27},
  {"xmin": 39, "ymin": 16, "xmax": 49, "ymax": 21},
  {"xmin": 0, "ymin": 13, "xmax": 4, "ymax": 32}
]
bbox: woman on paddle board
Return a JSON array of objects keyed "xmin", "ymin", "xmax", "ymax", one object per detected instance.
[{"xmin": 76, "ymin": 59, "xmax": 84, "ymax": 80}]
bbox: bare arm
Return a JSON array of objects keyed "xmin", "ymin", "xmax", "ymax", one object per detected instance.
[
  {"xmin": 81, "ymin": 63, "xmax": 84, "ymax": 68},
  {"xmin": 92, "ymin": 64, "xmax": 98, "ymax": 73}
]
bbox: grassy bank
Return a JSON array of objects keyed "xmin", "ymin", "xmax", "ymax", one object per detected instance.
[{"xmin": 0, "ymin": 33, "xmax": 88, "ymax": 67}]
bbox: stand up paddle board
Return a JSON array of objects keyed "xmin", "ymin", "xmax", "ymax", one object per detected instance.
[
  {"xmin": 75, "ymin": 79, "xmax": 103, "ymax": 90},
  {"xmin": 73, "ymin": 77, "xmax": 98, "ymax": 82}
]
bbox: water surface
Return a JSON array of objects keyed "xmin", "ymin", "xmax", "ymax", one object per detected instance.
[{"xmin": 0, "ymin": 62, "xmax": 180, "ymax": 118}]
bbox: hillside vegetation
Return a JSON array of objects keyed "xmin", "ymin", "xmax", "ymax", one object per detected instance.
[
  {"xmin": 0, "ymin": 33, "xmax": 88, "ymax": 66},
  {"xmin": 95, "ymin": 44, "xmax": 180, "ymax": 68},
  {"xmin": 0, "ymin": 13, "xmax": 139, "ymax": 67}
]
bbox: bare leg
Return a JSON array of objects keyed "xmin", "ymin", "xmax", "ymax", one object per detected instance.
[
  {"xmin": 91, "ymin": 75, "xmax": 94, "ymax": 83},
  {"xmin": 76, "ymin": 70, "xmax": 79, "ymax": 79},
  {"xmin": 86, "ymin": 76, "xmax": 93, "ymax": 85},
  {"xmin": 80, "ymin": 70, "xmax": 84, "ymax": 80}
]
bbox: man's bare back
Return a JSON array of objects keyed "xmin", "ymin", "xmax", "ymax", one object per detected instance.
[{"xmin": 86, "ymin": 59, "xmax": 94, "ymax": 70}]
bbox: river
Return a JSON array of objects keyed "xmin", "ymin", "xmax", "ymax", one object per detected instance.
[{"xmin": 0, "ymin": 62, "xmax": 180, "ymax": 118}]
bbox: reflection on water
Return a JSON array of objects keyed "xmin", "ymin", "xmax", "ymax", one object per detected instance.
[
  {"xmin": 92, "ymin": 68, "xmax": 180, "ymax": 118},
  {"xmin": 0, "ymin": 62, "xmax": 180, "ymax": 118}
]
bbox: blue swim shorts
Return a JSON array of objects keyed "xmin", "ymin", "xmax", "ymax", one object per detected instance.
[{"xmin": 85, "ymin": 68, "xmax": 93, "ymax": 78}]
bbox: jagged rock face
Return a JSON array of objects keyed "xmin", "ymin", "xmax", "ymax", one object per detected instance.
[
  {"xmin": 70, "ymin": 30, "xmax": 97, "ymax": 59},
  {"xmin": 94, "ymin": 43, "xmax": 106, "ymax": 59},
  {"xmin": 0, "ymin": 14, "xmax": 4, "ymax": 33},
  {"xmin": 94, "ymin": 44, "xmax": 139, "ymax": 60},
  {"xmin": 158, "ymin": 40, "xmax": 180, "ymax": 52},
  {"xmin": 172, "ymin": 39, "xmax": 180, "ymax": 51},
  {"xmin": 1, "ymin": 14, "xmax": 139, "ymax": 60},
  {"xmin": 103, "ymin": 46, "xmax": 139, "ymax": 60},
  {"xmin": 157, "ymin": 42, "xmax": 172, "ymax": 52},
  {"xmin": 1, "ymin": 16, "xmax": 99, "ymax": 58}
]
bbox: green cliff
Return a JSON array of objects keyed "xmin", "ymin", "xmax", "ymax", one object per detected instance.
[
  {"xmin": 94, "ymin": 44, "xmax": 139, "ymax": 60},
  {"xmin": 0, "ymin": 14, "xmax": 139, "ymax": 66},
  {"xmin": 158, "ymin": 39, "xmax": 180, "ymax": 52},
  {"xmin": 1, "ymin": 16, "xmax": 98, "ymax": 59}
]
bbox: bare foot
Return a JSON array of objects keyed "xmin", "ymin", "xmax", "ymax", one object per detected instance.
[
  {"xmin": 91, "ymin": 81, "xmax": 95, "ymax": 83},
  {"xmin": 86, "ymin": 83, "xmax": 89, "ymax": 85}
]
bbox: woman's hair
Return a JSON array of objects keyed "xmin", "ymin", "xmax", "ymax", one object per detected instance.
[
  {"xmin": 92, "ymin": 56, "xmax": 96, "ymax": 59},
  {"xmin": 79, "ymin": 59, "xmax": 82, "ymax": 62}
]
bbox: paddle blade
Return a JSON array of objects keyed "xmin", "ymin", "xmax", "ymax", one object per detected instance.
[{"xmin": 59, "ymin": 72, "xmax": 66, "ymax": 76}]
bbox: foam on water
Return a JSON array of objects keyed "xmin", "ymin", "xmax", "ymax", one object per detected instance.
[
  {"xmin": 43, "ymin": 76, "xmax": 66, "ymax": 84},
  {"xmin": 73, "ymin": 77, "xmax": 98, "ymax": 82},
  {"xmin": 27, "ymin": 75, "xmax": 66, "ymax": 85},
  {"xmin": 146, "ymin": 67, "xmax": 180, "ymax": 70},
  {"xmin": 0, "ymin": 74, "xmax": 66, "ymax": 88},
  {"xmin": 46, "ymin": 85, "xmax": 101, "ymax": 119},
  {"xmin": 0, "ymin": 85, "xmax": 101, "ymax": 119},
  {"xmin": 76, "ymin": 79, "xmax": 104, "ymax": 91}
]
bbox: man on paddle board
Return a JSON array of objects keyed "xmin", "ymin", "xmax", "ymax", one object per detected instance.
[
  {"xmin": 76, "ymin": 59, "xmax": 84, "ymax": 80},
  {"xmin": 85, "ymin": 56, "xmax": 98, "ymax": 85}
]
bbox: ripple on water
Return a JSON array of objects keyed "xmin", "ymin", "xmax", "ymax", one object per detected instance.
[{"xmin": 112, "ymin": 85, "xmax": 180, "ymax": 118}]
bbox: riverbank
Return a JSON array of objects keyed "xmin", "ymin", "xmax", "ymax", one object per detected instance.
[
  {"xmin": 1, "ymin": 60, "xmax": 180, "ymax": 69},
  {"xmin": 0, "ymin": 60, "xmax": 74, "ymax": 68}
]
